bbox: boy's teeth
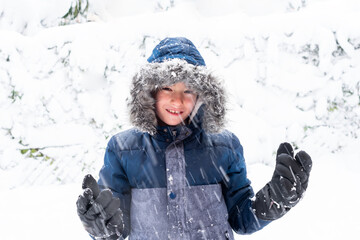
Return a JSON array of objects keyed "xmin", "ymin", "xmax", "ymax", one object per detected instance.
[{"xmin": 168, "ymin": 109, "xmax": 180, "ymax": 114}]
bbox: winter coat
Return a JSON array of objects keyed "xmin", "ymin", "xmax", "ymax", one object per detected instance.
[
  {"xmin": 99, "ymin": 119, "xmax": 269, "ymax": 240},
  {"xmin": 97, "ymin": 37, "xmax": 269, "ymax": 239}
]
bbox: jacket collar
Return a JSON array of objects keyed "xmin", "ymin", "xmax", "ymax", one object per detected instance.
[{"xmin": 153, "ymin": 121, "xmax": 202, "ymax": 143}]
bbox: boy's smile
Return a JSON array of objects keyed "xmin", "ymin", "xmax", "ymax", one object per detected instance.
[{"xmin": 155, "ymin": 82, "xmax": 197, "ymax": 126}]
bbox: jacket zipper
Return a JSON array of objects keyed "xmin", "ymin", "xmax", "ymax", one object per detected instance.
[{"xmin": 225, "ymin": 230, "xmax": 230, "ymax": 240}]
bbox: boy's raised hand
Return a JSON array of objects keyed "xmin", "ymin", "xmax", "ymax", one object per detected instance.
[
  {"xmin": 76, "ymin": 174, "xmax": 124, "ymax": 240},
  {"xmin": 253, "ymin": 142, "xmax": 312, "ymax": 220}
]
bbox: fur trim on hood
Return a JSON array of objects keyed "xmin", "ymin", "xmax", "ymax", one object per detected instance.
[{"xmin": 128, "ymin": 59, "xmax": 226, "ymax": 135}]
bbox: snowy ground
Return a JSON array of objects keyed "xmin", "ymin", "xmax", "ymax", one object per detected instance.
[{"xmin": 1, "ymin": 0, "xmax": 360, "ymax": 239}]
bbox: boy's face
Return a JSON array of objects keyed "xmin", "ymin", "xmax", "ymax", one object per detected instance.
[{"xmin": 155, "ymin": 82, "xmax": 197, "ymax": 126}]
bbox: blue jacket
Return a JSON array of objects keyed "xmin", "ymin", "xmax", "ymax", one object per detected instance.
[
  {"xmin": 97, "ymin": 37, "xmax": 270, "ymax": 239},
  {"xmin": 98, "ymin": 121, "xmax": 269, "ymax": 239}
]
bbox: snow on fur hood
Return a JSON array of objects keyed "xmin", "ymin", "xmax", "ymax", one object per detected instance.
[{"xmin": 128, "ymin": 37, "xmax": 226, "ymax": 135}]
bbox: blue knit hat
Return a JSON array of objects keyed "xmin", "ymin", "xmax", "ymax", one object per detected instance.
[{"xmin": 147, "ymin": 37, "xmax": 206, "ymax": 66}]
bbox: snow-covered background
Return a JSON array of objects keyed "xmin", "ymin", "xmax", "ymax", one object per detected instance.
[{"xmin": 0, "ymin": 0, "xmax": 359, "ymax": 239}]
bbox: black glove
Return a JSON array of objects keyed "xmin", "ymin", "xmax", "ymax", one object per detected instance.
[
  {"xmin": 253, "ymin": 142, "xmax": 312, "ymax": 220},
  {"xmin": 76, "ymin": 174, "xmax": 124, "ymax": 239}
]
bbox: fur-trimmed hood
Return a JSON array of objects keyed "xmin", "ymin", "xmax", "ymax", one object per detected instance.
[{"xmin": 128, "ymin": 38, "xmax": 226, "ymax": 135}]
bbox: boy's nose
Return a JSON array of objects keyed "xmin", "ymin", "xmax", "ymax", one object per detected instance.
[{"xmin": 171, "ymin": 93, "xmax": 183, "ymax": 105}]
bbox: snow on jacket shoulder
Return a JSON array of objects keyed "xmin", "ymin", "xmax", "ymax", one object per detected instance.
[{"xmin": 98, "ymin": 125, "xmax": 269, "ymax": 240}]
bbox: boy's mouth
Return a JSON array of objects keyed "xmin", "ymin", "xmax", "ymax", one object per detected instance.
[{"xmin": 166, "ymin": 109, "xmax": 183, "ymax": 115}]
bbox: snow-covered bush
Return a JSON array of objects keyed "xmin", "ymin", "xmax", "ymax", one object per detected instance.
[{"xmin": 61, "ymin": 0, "xmax": 89, "ymax": 25}]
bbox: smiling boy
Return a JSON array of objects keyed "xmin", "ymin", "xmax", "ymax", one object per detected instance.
[{"xmin": 76, "ymin": 37, "xmax": 312, "ymax": 240}]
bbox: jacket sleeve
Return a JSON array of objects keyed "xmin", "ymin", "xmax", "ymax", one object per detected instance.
[
  {"xmin": 222, "ymin": 133, "xmax": 271, "ymax": 234},
  {"xmin": 98, "ymin": 136, "xmax": 131, "ymax": 238}
]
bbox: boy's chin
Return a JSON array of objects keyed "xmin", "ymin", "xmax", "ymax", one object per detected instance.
[{"xmin": 161, "ymin": 120, "xmax": 183, "ymax": 127}]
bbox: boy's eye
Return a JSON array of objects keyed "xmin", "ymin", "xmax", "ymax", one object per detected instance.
[
  {"xmin": 184, "ymin": 90, "xmax": 195, "ymax": 94},
  {"xmin": 162, "ymin": 87, "xmax": 172, "ymax": 91}
]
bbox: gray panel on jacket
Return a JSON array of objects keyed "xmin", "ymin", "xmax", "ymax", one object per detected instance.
[{"xmin": 130, "ymin": 184, "xmax": 234, "ymax": 240}]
